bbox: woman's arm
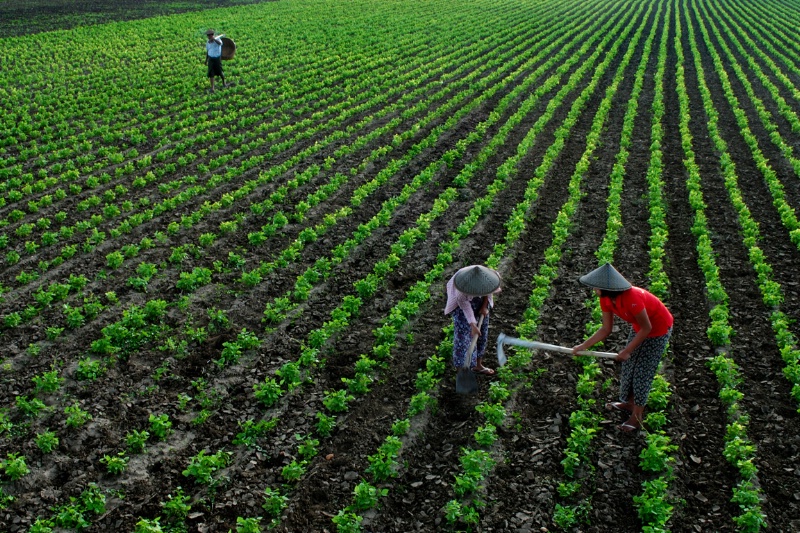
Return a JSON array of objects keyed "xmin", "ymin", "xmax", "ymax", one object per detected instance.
[
  {"xmin": 615, "ymin": 309, "xmax": 652, "ymax": 361},
  {"xmin": 572, "ymin": 311, "xmax": 614, "ymax": 353}
]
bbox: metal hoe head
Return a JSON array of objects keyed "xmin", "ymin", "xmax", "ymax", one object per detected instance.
[
  {"xmin": 455, "ymin": 367, "xmax": 478, "ymax": 394},
  {"xmin": 496, "ymin": 332, "xmax": 508, "ymax": 367}
]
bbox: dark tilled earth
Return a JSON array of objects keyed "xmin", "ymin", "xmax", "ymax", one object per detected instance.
[{"xmin": 1, "ymin": 1, "xmax": 800, "ymax": 532}]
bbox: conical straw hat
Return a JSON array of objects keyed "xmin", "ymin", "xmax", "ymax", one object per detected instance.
[
  {"xmin": 579, "ymin": 263, "xmax": 631, "ymax": 291},
  {"xmin": 454, "ymin": 265, "xmax": 501, "ymax": 296}
]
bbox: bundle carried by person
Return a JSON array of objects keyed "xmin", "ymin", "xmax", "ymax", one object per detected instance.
[{"xmin": 221, "ymin": 37, "xmax": 236, "ymax": 60}]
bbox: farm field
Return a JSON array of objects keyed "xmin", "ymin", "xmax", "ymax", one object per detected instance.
[
  {"xmin": 1, "ymin": 0, "xmax": 800, "ymax": 531},
  {"xmin": 0, "ymin": 0, "xmax": 276, "ymax": 37}
]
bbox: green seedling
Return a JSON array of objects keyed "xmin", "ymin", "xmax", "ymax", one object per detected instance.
[
  {"xmin": 35, "ymin": 430, "xmax": 59, "ymax": 454},
  {"xmin": 64, "ymin": 402, "xmax": 92, "ymax": 428},
  {"xmin": 235, "ymin": 517, "xmax": 262, "ymax": 533},
  {"xmin": 161, "ymin": 488, "xmax": 191, "ymax": 520},
  {"xmin": 149, "ymin": 413, "xmax": 172, "ymax": 440},
  {"xmin": 316, "ymin": 412, "xmax": 336, "ymax": 436},
  {"xmin": 262, "ymin": 486, "xmax": 288, "ymax": 517},
  {"xmin": 1, "ymin": 453, "xmax": 30, "ymax": 480},
  {"xmin": 182, "ymin": 450, "xmax": 231, "ymax": 485},
  {"xmin": 126, "ymin": 430, "xmax": 150, "ymax": 453},
  {"xmin": 134, "ymin": 517, "xmax": 163, "ymax": 533},
  {"xmin": 349, "ymin": 480, "xmax": 387, "ymax": 511},
  {"xmin": 101, "ymin": 452, "xmax": 129, "ymax": 475}
]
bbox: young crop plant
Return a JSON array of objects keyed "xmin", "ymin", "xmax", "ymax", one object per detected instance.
[
  {"xmin": 262, "ymin": 486, "xmax": 288, "ymax": 518},
  {"xmin": 17, "ymin": 395, "xmax": 47, "ymax": 418},
  {"xmin": 349, "ymin": 480, "xmax": 388, "ymax": 511},
  {"xmin": 134, "ymin": 518, "xmax": 164, "ymax": 533},
  {"xmin": 233, "ymin": 418, "xmax": 277, "ymax": 447},
  {"xmin": 323, "ymin": 389, "xmax": 353, "ymax": 413},
  {"xmin": 64, "ymin": 402, "xmax": 92, "ymax": 428},
  {"xmin": 161, "ymin": 488, "xmax": 192, "ymax": 521},
  {"xmin": 235, "ymin": 517, "xmax": 262, "ymax": 533},
  {"xmin": 182, "ymin": 450, "xmax": 231, "ymax": 486},
  {"xmin": 101, "ymin": 452, "xmax": 129, "ymax": 475},
  {"xmin": 36, "ymin": 430, "xmax": 59, "ymax": 454},
  {"xmin": 253, "ymin": 377, "xmax": 282, "ymax": 407},
  {"xmin": 315, "ymin": 412, "xmax": 337, "ymax": 437},
  {"xmin": 126, "ymin": 430, "xmax": 150, "ymax": 453},
  {"xmin": 149, "ymin": 413, "xmax": 172, "ymax": 440},
  {"xmin": 75, "ymin": 357, "xmax": 105, "ymax": 381},
  {"xmin": 1, "ymin": 453, "xmax": 30, "ymax": 481},
  {"xmin": 32, "ymin": 369, "xmax": 64, "ymax": 394},
  {"xmin": 296, "ymin": 434, "xmax": 320, "ymax": 460},
  {"xmin": 281, "ymin": 460, "xmax": 307, "ymax": 483}
]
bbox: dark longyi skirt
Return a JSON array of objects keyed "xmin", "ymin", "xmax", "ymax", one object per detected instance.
[{"xmin": 207, "ymin": 56, "xmax": 224, "ymax": 77}]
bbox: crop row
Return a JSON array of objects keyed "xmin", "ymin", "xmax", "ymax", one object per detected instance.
[
  {"xmin": 677, "ymin": 3, "xmax": 767, "ymax": 529},
  {"xmin": 689, "ymin": 0, "xmax": 800, "ymax": 412}
]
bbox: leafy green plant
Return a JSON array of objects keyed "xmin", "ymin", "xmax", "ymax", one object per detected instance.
[
  {"xmin": 17, "ymin": 395, "xmax": 46, "ymax": 417},
  {"xmin": 134, "ymin": 517, "xmax": 164, "ymax": 533},
  {"xmin": 281, "ymin": 460, "xmax": 306, "ymax": 482},
  {"xmin": 101, "ymin": 452, "xmax": 129, "ymax": 475},
  {"xmin": 444, "ymin": 499, "xmax": 463, "ymax": 524},
  {"xmin": 35, "ymin": 430, "xmax": 59, "ymax": 454},
  {"xmin": 475, "ymin": 402, "xmax": 505, "ymax": 425},
  {"xmin": 1, "ymin": 453, "xmax": 30, "ymax": 480},
  {"xmin": 233, "ymin": 419, "xmax": 277, "ymax": 447},
  {"xmin": 553, "ymin": 503, "xmax": 578, "ymax": 529},
  {"xmin": 262, "ymin": 486, "xmax": 288, "ymax": 517},
  {"xmin": 162, "ymin": 488, "xmax": 191, "ymax": 520},
  {"xmin": 253, "ymin": 378, "xmax": 281, "ymax": 407},
  {"xmin": 640, "ymin": 432, "xmax": 677, "ymax": 473},
  {"xmin": 28, "ymin": 518, "xmax": 54, "ymax": 532},
  {"xmin": 32, "ymin": 369, "xmax": 64, "ymax": 394},
  {"xmin": 182, "ymin": 450, "xmax": 231, "ymax": 485},
  {"xmin": 323, "ymin": 389, "xmax": 353, "ymax": 413},
  {"xmin": 276, "ymin": 362, "xmax": 302, "ymax": 389},
  {"xmin": 349, "ymin": 480, "xmax": 387, "ymax": 511},
  {"xmin": 126, "ymin": 430, "xmax": 150, "ymax": 453},
  {"xmin": 474, "ymin": 424, "xmax": 498, "ymax": 447},
  {"xmin": 296, "ymin": 434, "xmax": 319, "ymax": 459},
  {"xmin": 332, "ymin": 510, "xmax": 362, "ymax": 533},
  {"xmin": 76, "ymin": 357, "xmax": 104, "ymax": 381},
  {"xmin": 64, "ymin": 403, "xmax": 92, "ymax": 427},
  {"xmin": 391, "ymin": 418, "xmax": 410, "ymax": 436},
  {"xmin": 633, "ymin": 477, "xmax": 673, "ymax": 529},
  {"xmin": 316, "ymin": 412, "xmax": 336, "ymax": 436},
  {"xmin": 149, "ymin": 413, "xmax": 172, "ymax": 440}
]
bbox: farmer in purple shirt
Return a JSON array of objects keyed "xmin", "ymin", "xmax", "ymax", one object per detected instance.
[{"xmin": 444, "ymin": 265, "xmax": 501, "ymax": 375}]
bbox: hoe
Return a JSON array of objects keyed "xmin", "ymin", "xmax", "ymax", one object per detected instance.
[{"xmin": 495, "ymin": 332, "xmax": 617, "ymax": 366}]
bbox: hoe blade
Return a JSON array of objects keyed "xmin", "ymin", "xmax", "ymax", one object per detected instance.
[{"xmin": 456, "ymin": 367, "xmax": 478, "ymax": 395}]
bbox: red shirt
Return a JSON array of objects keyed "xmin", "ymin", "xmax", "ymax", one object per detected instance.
[{"xmin": 600, "ymin": 287, "xmax": 673, "ymax": 337}]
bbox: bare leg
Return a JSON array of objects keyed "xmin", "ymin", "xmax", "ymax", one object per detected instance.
[
  {"xmin": 210, "ymin": 76, "xmax": 215, "ymax": 92},
  {"xmin": 621, "ymin": 394, "xmax": 644, "ymax": 430}
]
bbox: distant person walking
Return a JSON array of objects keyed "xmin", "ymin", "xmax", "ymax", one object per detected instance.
[
  {"xmin": 205, "ymin": 29, "xmax": 226, "ymax": 92},
  {"xmin": 572, "ymin": 263, "xmax": 673, "ymax": 433}
]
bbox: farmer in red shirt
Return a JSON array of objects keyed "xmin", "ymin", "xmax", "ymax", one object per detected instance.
[{"xmin": 572, "ymin": 263, "xmax": 673, "ymax": 432}]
